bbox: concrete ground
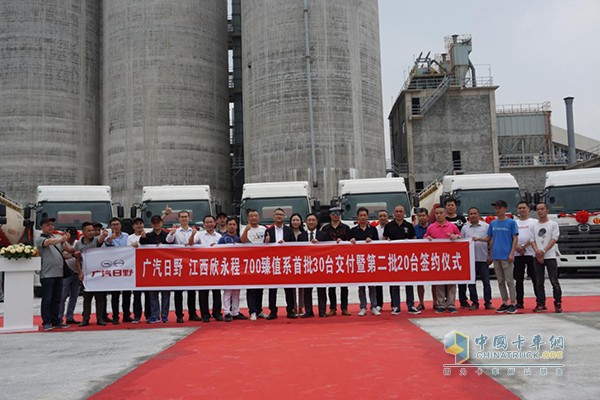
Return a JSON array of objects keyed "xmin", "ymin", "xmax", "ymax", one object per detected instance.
[{"xmin": 1, "ymin": 270, "xmax": 599, "ymax": 399}]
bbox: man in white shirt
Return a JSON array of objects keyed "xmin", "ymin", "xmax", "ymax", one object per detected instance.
[
  {"xmin": 241, "ymin": 209, "xmax": 268, "ymax": 321},
  {"xmin": 514, "ymin": 201, "xmax": 539, "ymax": 309},
  {"xmin": 190, "ymin": 215, "xmax": 223, "ymax": 322},
  {"xmin": 530, "ymin": 203, "xmax": 562, "ymax": 313},
  {"xmin": 127, "ymin": 218, "xmax": 151, "ymax": 323},
  {"xmin": 166, "ymin": 210, "xmax": 201, "ymax": 323}
]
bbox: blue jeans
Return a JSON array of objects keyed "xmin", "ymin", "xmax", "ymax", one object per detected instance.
[
  {"xmin": 41, "ymin": 277, "xmax": 63, "ymax": 326},
  {"xmin": 358, "ymin": 286, "xmax": 378, "ymax": 310},
  {"xmin": 390, "ymin": 285, "xmax": 415, "ymax": 309},
  {"xmin": 149, "ymin": 291, "xmax": 171, "ymax": 321},
  {"xmin": 59, "ymin": 273, "xmax": 80, "ymax": 321}
]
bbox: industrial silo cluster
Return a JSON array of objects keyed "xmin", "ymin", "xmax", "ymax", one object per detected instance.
[{"xmin": 0, "ymin": 0, "xmax": 385, "ymax": 209}]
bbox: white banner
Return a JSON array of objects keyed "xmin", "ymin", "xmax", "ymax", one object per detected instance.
[{"xmin": 82, "ymin": 246, "xmax": 136, "ymax": 291}]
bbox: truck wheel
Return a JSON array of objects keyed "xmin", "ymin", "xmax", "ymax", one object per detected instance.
[{"xmin": 34, "ymin": 286, "xmax": 43, "ymax": 298}]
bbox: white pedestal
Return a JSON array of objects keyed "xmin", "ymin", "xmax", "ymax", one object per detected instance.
[{"xmin": 0, "ymin": 257, "xmax": 41, "ymax": 333}]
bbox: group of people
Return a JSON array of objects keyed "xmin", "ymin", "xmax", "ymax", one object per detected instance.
[{"xmin": 35, "ymin": 199, "xmax": 563, "ymax": 331}]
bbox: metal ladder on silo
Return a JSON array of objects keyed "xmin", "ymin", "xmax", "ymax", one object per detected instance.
[{"xmin": 418, "ymin": 75, "xmax": 452, "ymax": 115}]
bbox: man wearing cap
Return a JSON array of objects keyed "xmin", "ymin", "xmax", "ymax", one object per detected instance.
[
  {"xmin": 320, "ymin": 206, "xmax": 351, "ymax": 316},
  {"xmin": 216, "ymin": 212, "xmax": 228, "ymax": 236},
  {"xmin": 35, "ymin": 217, "xmax": 72, "ymax": 331},
  {"xmin": 140, "ymin": 215, "xmax": 171, "ymax": 323},
  {"xmin": 475, "ymin": 200, "xmax": 519, "ymax": 314}
]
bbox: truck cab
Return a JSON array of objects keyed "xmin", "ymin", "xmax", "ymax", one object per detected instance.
[
  {"xmin": 337, "ymin": 178, "xmax": 412, "ymax": 226},
  {"xmin": 137, "ymin": 185, "xmax": 215, "ymax": 229},
  {"xmin": 239, "ymin": 181, "xmax": 314, "ymax": 230},
  {"xmin": 29, "ymin": 185, "xmax": 119, "ymax": 296},
  {"xmin": 419, "ymin": 173, "xmax": 522, "ymax": 218},
  {"xmin": 542, "ymin": 168, "xmax": 600, "ymax": 271}
]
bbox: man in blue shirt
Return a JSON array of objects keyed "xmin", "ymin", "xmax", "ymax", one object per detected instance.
[{"xmin": 475, "ymin": 200, "xmax": 519, "ymax": 314}]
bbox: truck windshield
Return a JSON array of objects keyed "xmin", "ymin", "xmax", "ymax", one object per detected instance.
[
  {"xmin": 546, "ymin": 184, "xmax": 600, "ymax": 213},
  {"xmin": 341, "ymin": 193, "xmax": 410, "ymax": 220},
  {"xmin": 453, "ymin": 188, "xmax": 522, "ymax": 216},
  {"xmin": 142, "ymin": 200, "xmax": 211, "ymax": 228},
  {"xmin": 36, "ymin": 201, "xmax": 112, "ymax": 230},
  {"xmin": 241, "ymin": 197, "xmax": 310, "ymax": 225}
]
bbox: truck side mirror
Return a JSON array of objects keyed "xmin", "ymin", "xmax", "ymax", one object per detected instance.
[
  {"xmin": 215, "ymin": 203, "xmax": 223, "ymax": 215},
  {"xmin": 130, "ymin": 206, "xmax": 137, "ymax": 219},
  {"xmin": 0, "ymin": 204, "xmax": 6, "ymax": 225},
  {"xmin": 117, "ymin": 206, "xmax": 124, "ymax": 218},
  {"xmin": 23, "ymin": 206, "xmax": 31, "ymax": 220},
  {"xmin": 412, "ymin": 194, "xmax": 420, "ymax": 208},
  {"xmin": 313, "ymin": 200, "xmax": 321, "ymax": 213},
  {"xmin": 439, "ymin": 194, "xmax": 448, "ymax": 206},
  {"xmin": 524, "ymin": 192, "xmax": 532, "ymax": 205},
  {"xmin": 533, "ymin": 192, "xmax": 541, "ymax": 205}
]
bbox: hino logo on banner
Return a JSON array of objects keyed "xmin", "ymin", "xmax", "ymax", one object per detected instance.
[{"xmin": 100, "ymin": 259, "xmax": 125, "ymax": 268}]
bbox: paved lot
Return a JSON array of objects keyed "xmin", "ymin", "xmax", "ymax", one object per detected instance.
[{"xmin": 1, "ymin": 271, "xmax": 598, "ymax": 399}]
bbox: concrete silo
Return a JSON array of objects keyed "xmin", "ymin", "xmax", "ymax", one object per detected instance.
[
  {"xmin": 0, "ymin": 0, "xmax": 101, "ymax": 204},
  {"xmin": 242, "ymin": 0, "xmax": 385, "ymax": 203},
  {"xmin": 102, "ymin": 0, "xmax": 231, "ymax": 209}
]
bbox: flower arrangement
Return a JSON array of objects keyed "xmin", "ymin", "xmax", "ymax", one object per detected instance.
[{"xmin": 0, "ymin": 244, "xmax": 39, "ymax": 260}]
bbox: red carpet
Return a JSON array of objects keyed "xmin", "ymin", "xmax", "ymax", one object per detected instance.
[
  {"xmin": 5, "ymin": 296, "xmax": 599, "ymax": 398},
  {"xmin": 89, "ymin": 312, "xmax": 518, "ymax": 400}
]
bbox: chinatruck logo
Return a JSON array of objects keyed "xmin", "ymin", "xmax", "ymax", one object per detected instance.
[
  {"xmin": 442, "ymin": 330, "xmax": 566, "ymax": 377},
  {"xmin": 444, "ymin": 330, "xmax": 469, "ymax": 364}
]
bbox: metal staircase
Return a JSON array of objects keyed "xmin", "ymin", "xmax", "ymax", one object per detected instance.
[{"xmin": 418, "ymin": 75, "xmax": 451, "ymax": 115}]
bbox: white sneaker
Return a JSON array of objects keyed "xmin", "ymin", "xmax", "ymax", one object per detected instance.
[
  {"xmin": 391, "ymin": 307, "xmax": 401, "ymax": 315},
  {"xmin": 358, "ymin": 308, "xmax": 367, "ymax": 316},
  {"xmin": 250, "ymin": 313, "xmax": 257, "ymax": 321},
  {"xmin": 376, "ymin": 306, "xmax": 382, "ymax": 312},
  {"xmin": 258, "ymin": 312, "xmax": 268, "ymax": 319},
  {"xmin": 407, "ymin": 306, "xmax": 421, "ymax": 315},
  {"xmin": 371, "ymin": 308, "xmax": 381, "ymax": 316}
]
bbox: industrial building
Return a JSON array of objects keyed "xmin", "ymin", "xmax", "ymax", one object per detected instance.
[
  {"xmin": 389, "ymin": 35, "xmax": 600, "ymax": 194},
  {"xmin": 0, "ymin": 0, "xmax": 385, "ymax": 210}
]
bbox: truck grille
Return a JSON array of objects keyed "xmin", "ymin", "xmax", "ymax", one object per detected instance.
[{"xmin": 558, "ymin": 224, "xmax": 600, "ymax": 255}]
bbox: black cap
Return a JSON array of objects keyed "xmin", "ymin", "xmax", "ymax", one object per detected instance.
[
  {"xmin": 133, "ymin": 217, "xmax": 144, "ymax": 224},
  {"xmin": 92, "ymin": 221, "xmax": 103, "ymax": 228},
  {"xmin": 40, "ymin": 217, "xmax": 56, "ymax": 225},
  {"xmin": 492, "ymin": 200, "xmax": 508, "ymax": 208},
  {"xmin": 150, "ymin": 215, "xmax": 162, "ymax": 223},
  {"xmin": 329, "ymin": 206, "xmax": 342, "ymax": 213}
]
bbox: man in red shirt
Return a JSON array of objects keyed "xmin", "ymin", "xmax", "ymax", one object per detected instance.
[{"xmin": 425, "ymin": 207, "xmax": 461, "ymax": 313}]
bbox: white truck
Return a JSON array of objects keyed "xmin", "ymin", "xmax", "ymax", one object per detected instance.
[
  {"xmin": 337, "ymin": 178, "xmax": 413, "ymax": 226},
  {"xmin": 239, "ymin": 181, "xmax": 316, "ymax": 230},
  {"xmin": 28, "ymin": 185, "xmax": 120, "ymax": 296},
  {"xmin": 541, "ymin": 168, "xmax": 600, "ymax": 271},
  {"xmin": 419, "ymin": 173, "xmax": 522, "ymax": 218},
  {"xmin": 136, "ymin": 185, "xmax": 215, "ymax": 229}
]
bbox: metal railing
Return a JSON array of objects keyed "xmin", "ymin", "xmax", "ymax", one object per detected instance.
[
  {"xmin": 496, "ymin": 102, "xmax": 551, "ymax": 114},
  {"xmin": 499, "ymin": 154, "xmax": 568, "ymax": 167}
]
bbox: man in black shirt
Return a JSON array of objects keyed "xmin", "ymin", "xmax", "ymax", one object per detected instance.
[
  {"xmin": 383, "ymin": 205, "xmax": 420, "ymax": 315},
  {"xmin": 445, "ymin": 198, "xmax": 470, "ymax": 308},
  {"xmin": 298, "ymin": 213, "xmax": 330, "ymax": 318},
  {"xmin": 320, "ymin": 207, "xmax": 351, "ymax": 316},
  {"xmin": 349, "ymin": 207, "xmax": 380, "ymax": 316},
  {"xmin": 139, "ymin": 215, "xmax": 171, "ymax": 323}
]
